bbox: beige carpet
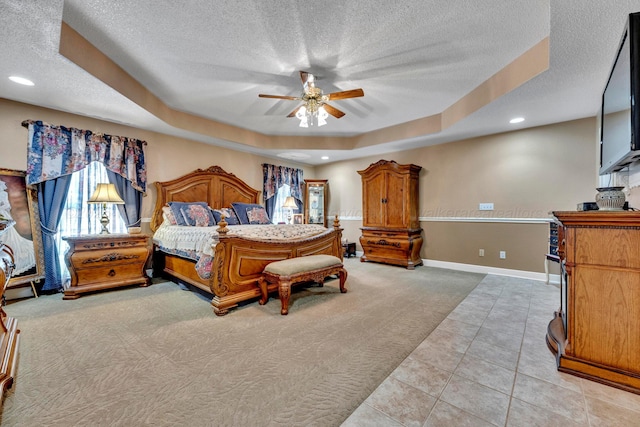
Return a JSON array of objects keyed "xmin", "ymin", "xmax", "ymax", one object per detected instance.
[{"xmin": 0, "ymin": 259, "xmax": 483, "ymax": 426}]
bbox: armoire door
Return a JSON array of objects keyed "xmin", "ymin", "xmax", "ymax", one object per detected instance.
[
  {"xmin": 384, "ymin": 171, "xmax": 407, "ymax": 228},
  {"xmin": 362, "ymin": 172, "xmax": 386, "ymax": 227}
]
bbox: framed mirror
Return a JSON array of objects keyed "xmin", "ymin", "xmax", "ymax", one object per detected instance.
[
  {"xmin": 0, "ymin": 168, "xmax": 45, "ymax": 289},
  {"xmin": 304, "ymin": 179, "xmax": 328, "ymax": 227}
]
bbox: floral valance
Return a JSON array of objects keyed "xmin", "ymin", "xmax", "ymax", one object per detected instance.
[
  {"xmin": 262, "ymin": 163, "xmax": 304, "ymax": 201},
  {"xmin": 23, "ymin": 120, "xmax": 147, "ymax": 193}
]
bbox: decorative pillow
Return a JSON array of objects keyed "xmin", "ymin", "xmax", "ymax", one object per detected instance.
[
  {"xmin": 246, "ymin": 206, "xmax": 271, "ymax": 224},
  {"xmin": 211, "ymin": 207, "xmax": 240, "ymax": 225},
  {"xmin": 231, "ymin": 202, "xmax": 266, "ymax": 225},
  {"xmin": 168, "ymin": 201, "xmax": 209, "ymax": 226},
  {"xmin": 180, "ymin": 204, "xmax": 215, "ymax": 227},
  {"xmin": 162, "ymin": 205, "xmax": 178, "ymax": 225}
]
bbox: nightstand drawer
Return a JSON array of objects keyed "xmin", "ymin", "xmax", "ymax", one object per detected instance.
[
  {"xmin": 75, "ymin": 263, "xmax": 146, "ymax": 285},
  {"xmin": 69, "ymin": 247, "xmax": 148, "ymax": 269}
]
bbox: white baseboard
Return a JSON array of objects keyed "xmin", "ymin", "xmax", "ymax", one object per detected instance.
[
  {"xmin": 346, "ymin": 253, "xmax": 561, "ymax": 284},
  {"xmin": 423, "ymin": 259, "xmax": 561, "ymax": 284}
]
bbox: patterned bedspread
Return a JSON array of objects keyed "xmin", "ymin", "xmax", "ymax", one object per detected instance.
[{"xmin": 153, "ymin": 223, "xmax": 328, "ymax": 279}]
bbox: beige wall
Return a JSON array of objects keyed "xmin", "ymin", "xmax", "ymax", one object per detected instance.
[
  {"xmin": 1, "ymin": 97, "xmax": 599, "ymax": 274},
  {"xmin": 316, "ymin": 117, "xmax": 599, "ymax": 273},
  {"xmin": 0, "ymin": 99, "xmax": 314, "ymax": 226}
]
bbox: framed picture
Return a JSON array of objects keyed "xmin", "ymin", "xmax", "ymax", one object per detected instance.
[
  {"xmin": 0, "ymin": 168, "xmax": 45, "ymax": 288},
  {"xmin": 293, "ymin": 213, "xmax": 303, "ymax": 224}
]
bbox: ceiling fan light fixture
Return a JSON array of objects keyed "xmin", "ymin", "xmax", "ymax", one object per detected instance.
[
  {"xmin": 296, "ymin": 106, "xmax": 309, "ymax": 127},
  {"xmin": 296, "ymin": 105, "xmax": 307, "ymax": 119},
  {"xmin": 317, "ymin": 106, "xmax": 328, "ymax": 127},
  {"xmin": 295, "ymin": 102, "xmax": 328, "ymax": 127}
]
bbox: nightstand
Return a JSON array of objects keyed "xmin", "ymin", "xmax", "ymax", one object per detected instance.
[
  {"xmin": 62, "ymin": 234, "xmax": 151, "ymax": 299},
  {"xmin": 342, "ymin": 242, "xmax": 356, "ymax": 258}
]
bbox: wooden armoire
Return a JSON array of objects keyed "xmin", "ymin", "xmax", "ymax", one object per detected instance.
[{"xmin": 358, "ymin": 160, "xmax": 423, "ymax": 269}]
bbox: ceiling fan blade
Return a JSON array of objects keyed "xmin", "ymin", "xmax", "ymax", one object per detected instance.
[
  {"xmin": 326, "ymin": 88, "xmax": 364, "ymax": 100},
  {"xmin": 287, "ymin": 105, "xmax": 303, "ymax": 118},
  {"xmin": 258, "ymin": 94, "xmax": 300, "ymax": 100},
  {"xmin": 322, "ymin": 103, "xmax": 345, "ymax": 119}
]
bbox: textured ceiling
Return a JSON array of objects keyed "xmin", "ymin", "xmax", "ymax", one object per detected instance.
[{"xmin": 1, "ymin": 1, "xmax": 640, "ymax": 164}]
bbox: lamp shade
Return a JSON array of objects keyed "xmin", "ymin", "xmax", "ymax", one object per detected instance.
[
  {"xmin": 282, "ymin": 196, "xmax": 297, "ymax": 209},
  {"xmin": 88, "ymin": 183, "xmax": 125, "ymax": 204}
]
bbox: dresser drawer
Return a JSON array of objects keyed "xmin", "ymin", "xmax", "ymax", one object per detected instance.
[
  {"xmin": 361, "ymin": 229, "xmax": 399, "ymax": 239},
  {"xmin": 363, "ymin": 244, "xmax": 407, "ymax": 259}
]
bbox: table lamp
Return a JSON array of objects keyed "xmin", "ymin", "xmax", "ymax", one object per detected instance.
[
  {"xmin": 282, "ymin": 196, "xmax": 297, "ymax": 224},
  {"xmin": 88, "ymin": 183, "xmax": 125, "ymax": 234}
]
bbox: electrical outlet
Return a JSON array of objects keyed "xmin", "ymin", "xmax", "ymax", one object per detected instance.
[
  {"xmin": 479, "ymin": 203, "xmax": 494, "ymax": 211},
  {"xmin": 479, "ymin": 249, "xmax": 484, "ymax": 257},
  {"xmin": 499, "ymin": 251, "xmax": 506, "ymax": 259}
]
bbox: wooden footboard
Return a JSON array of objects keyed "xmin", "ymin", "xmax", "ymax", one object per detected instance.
[{"xmin": 210, "ymin": 220, "xmax": 343, "ymax": 315}]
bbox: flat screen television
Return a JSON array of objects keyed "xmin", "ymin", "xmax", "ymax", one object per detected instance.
[{"xmin": 600, "ymin": 12, "xmax": 640, "ymax": 175}]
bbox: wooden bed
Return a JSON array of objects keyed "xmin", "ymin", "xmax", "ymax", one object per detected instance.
[{"xmin": 150, "ymin": 166, "xmax": 344, "ymax": 315}]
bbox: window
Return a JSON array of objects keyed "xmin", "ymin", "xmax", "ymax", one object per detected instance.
[
  {"xmin": 56, "ymin": 162, "xmax": 127, "ymax": 285},
  {"xmin": 271, "ymin": 184, "xmax": 298, "ymax": 224}
]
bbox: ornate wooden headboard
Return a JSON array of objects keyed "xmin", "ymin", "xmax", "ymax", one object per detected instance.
[{"xmin": 151, "ymin": 166, "xmax": 260, "ymax": 232}]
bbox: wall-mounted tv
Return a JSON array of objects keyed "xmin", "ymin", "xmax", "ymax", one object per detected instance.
[{"xmin": 600, "ymin": 12, "xmax": 640, "ymax": 175}]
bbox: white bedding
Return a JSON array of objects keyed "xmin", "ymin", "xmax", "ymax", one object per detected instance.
[{"xmin": 153, "ymin": 222, "xmax": 329, "ymax": 261}]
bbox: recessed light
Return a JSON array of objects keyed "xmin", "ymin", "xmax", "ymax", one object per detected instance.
[
  {"xmin": 510, "ymin": 117, "xmax": 525, "ymax": 124},
  {"xmin": 9, "ymin": 76, "xmax": 34, "ymax": 86},
  {"xmin": 321, "ymin": 156, "xmax": 329, "ymax": 160}
]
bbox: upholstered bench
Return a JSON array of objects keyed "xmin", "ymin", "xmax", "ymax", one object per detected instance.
[{"xmin": 259, "ymin": 254, "xmax": 347, "ymax": 315}]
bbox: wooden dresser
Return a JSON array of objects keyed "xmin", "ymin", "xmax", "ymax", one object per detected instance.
[
  {"xmin": 358, "ymin": 160, "xmax": 423, "ymax": 269},
  {"xmin": 63, "ymin": 234, "xmax": 151, "ymax": 299},
  {"xmin": 547, "ymin": 211, "xmax": 640, "ymax": 394},
  {"xmin": 0, "ymin": 221, "xmax": 20, "ymax": 400}
]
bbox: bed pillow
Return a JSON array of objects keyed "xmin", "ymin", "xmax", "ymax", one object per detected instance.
[
  {"xmin": 162, "ymin": 205, "xmax": 178, "ymax": 225},
  {"xmin": 180, "ymin": 204, "xmax": 216, "ymax": 227},
  {"xmin": 232, "ymin": 202, "xmax": 266, "ymax": 225},
  {"xmin": 168, "ymin": 201, "xmax": 210, "ymax": 226},
  {"xmin": 211, "ymin": 207, "xmax": 240, "ymax": 225},
  {"xmin": 246, "ymin": 206, "xmax": 271, "ymax": 224}
]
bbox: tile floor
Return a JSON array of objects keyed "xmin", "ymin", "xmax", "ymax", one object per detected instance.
[{"xmin": 341, "ymin": 274, "xmax": 640, "ymax": 427}]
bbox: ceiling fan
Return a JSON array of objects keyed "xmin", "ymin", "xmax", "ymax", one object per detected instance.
[{"xmin": 258, "ymin": 71, "xmax": 364, "ymax": 127}]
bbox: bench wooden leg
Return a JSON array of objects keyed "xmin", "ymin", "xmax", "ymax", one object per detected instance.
[
  {"xmin": 339, "ymin": 268, "xmax": 348, "ymax": 293},
  {"xmin": 279, "ymin": 280, "xmax": 292, "ymax": 315}
]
